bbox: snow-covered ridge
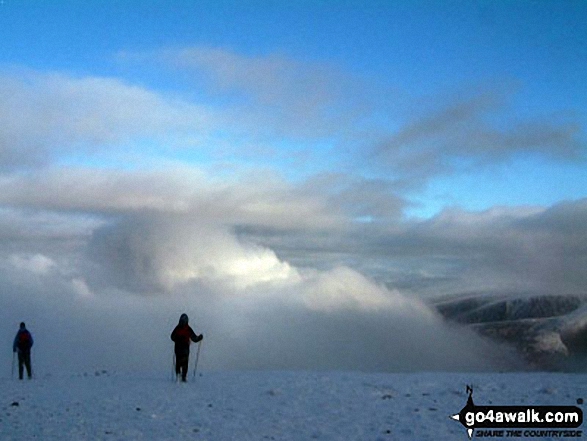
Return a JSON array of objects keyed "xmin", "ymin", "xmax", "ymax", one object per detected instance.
[
  {"xmin": 432, "ymin": 293, "xmax": 587, "ymax": 370},
  {"xmin": 1, "ymin": 370, "xmax": 584, "ymax": 440}
]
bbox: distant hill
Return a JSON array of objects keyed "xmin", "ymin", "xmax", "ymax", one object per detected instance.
[{"xmin": 432, "ymin": 292, "xmax": 587, "ymax": 370}]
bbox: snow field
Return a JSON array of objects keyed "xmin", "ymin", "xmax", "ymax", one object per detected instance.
[{"xmin": 1, "ymin": 371, "xmax": 585, "ymax": 440}]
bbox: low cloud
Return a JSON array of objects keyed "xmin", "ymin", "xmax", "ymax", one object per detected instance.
[
  {"xmin": 0, "ymin": 164, "xmax": 584, "ymax": 374},
  {"xmin": 0, "ymin": 241, "xmax": 521, "ymax": 375},
  {"xmin": 0, "ymin": 176, "xmax": 534, "ymax": 373},
  {"xmin": 351, "ymin": 200, "xmax": 587, "ymax": 297}
]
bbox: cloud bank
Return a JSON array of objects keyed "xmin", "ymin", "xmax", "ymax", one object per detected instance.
[{"xmin": 1, "ymin": 171, "xmax": 580, "ymax": 373}]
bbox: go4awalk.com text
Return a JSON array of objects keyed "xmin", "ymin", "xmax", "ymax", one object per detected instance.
[{"xmin": 451, "ymin": 386, "xmax": 583, "ymax": 439}]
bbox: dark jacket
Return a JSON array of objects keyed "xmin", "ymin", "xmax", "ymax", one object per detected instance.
[
  {"xmin": 13, "ymin": 328, "xmax": 34, "ymax": 354},
  {"xmin": 171, "ymin": 324, "xmax": 202, "ymax": 357}
]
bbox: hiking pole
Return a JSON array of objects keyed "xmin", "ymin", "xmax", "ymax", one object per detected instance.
[
  {"xmin": 172, "ymin": 352, "xmax": 176, "ymax": 382},
  {"xmin": 192, "ymin": 340, "xmax": 202, "ymax": 380},
  {"xmin": 11, "ymin": 352, "xmax": 15, "ymax": 380}
]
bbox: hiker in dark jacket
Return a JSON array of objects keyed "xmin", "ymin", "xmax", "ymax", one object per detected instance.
[
  {"xmin": 171, "ymin": 313, "xmax": 203, "ymax": 382},
  {"xmin": 13, "ymin": 322, "xmax": 34, "ymax": 380}
]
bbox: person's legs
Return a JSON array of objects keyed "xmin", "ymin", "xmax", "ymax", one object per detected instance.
[
  {"xmin": 17, "ymin": 352, "xmax": 24, "ymax": 380},
  {"xmin": 180, "ymin": 356, "xmax": 189, "ymax": 381},
  {"xmin": 176, "ymin": 355, "xmax": 189, "ymax": 381},
  {"xmin": 23, "ymin": 352, "xmax": 32, "ymax": 379}
]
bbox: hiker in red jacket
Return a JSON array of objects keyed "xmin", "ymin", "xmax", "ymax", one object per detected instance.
[
  {"xmin": 13, "ymin": 322, "xmax": 34, "ymax": 380},
  {"xmin": 171, "ymin": 314, "xmax": 203, "ymax": 382}
]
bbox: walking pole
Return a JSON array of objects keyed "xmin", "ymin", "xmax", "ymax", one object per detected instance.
[
  {"xmin": 11, "ymin": 352, "xmax": 15, "ymax": 380},
  {"xmin": 192, "ymin": 340, "xmax": 202, "ymax": 380},
  {"xmin": 172, "ymin": 352, "xmax": 176, "ymax": 382}
]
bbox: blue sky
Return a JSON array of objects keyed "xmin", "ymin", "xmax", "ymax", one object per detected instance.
[
  {"xmin": 0, "ymin": 0, "xmax": 585, "ymax": 274},
  {"xmin": 1, "ymin": 1, "xmax": 585, "ymax": 219}
]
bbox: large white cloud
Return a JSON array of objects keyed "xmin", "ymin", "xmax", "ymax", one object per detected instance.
[
  {"xmin": 87, "ymin": 214, "xmax": 301, "ymax": 293},
  {"xmin": 0, "ymin": 69, "xmax": 216, "ymax": 169}
]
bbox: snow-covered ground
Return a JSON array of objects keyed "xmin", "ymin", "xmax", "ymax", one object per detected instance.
[{"xmin": 1, "ymin": 370, "xmax": 584, "ymax": 440}]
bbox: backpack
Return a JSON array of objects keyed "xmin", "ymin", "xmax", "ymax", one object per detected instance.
[
  {"xmin": 174, "ymin": 326, "xmax": 191, "ymax": 345},
  {"xmin": 18, "ymin": 330, "xmax": 32, "ymax": 351}
]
